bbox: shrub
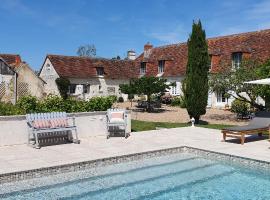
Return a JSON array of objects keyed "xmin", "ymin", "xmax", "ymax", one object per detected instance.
[
  {"xmin": 85, "ymin": 97, "xmax": 113, "ymax": 111},
  {"xmin": 16, "ymin": 96, "xmax": 39, "ymax": 113},
  {"xmin": 108, "ymin": 95, "xmax": 117, "ymax": 103},
  {"xmin": 231, "ymin": 99, "xmax": 249, "ymax": 118},
  {"xmin": 118, "ymin": 96, "xmax": 124, "ymax": 103},
  {"xmin": 0, "ymin": 102, "xmax": 23, "ymax": 116},
  {"xmin": 171, "ymin": 96, "xmax": 186, "ymax": 108},
  {"xmin": 0, "ymin": 95, "xmax": 115, "ymax": 116},
  {"xmin": 38, "ymin": 95, "xmax": 65, "ymax": 112}
]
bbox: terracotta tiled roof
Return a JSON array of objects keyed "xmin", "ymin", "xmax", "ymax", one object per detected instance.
[
  {"xmin": 47, "ymin": 55, "xmax": 138, "ymax": 79},
  {"xmin": 136, "ymin": 28, "xmax": 270, "ymax": 76},
  {"xmin": 0, "ymin": 54, "xmax": 22, "ymax": 69}
]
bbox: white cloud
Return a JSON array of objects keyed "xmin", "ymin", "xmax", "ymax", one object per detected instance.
[
  {"xmin": 0, "ymin": 0, "xmax": 34, "ymax": 15},
  {"xmin": 146, "ymin": 25, "xmax": 188, "ymax": 44}
]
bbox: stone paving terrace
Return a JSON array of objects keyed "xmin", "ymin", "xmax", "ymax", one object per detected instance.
[{"xmin": 0, "ymin": 127, "xmax": 269, "ymax": 175}]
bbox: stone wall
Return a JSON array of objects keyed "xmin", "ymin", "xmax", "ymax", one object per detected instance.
[{"xmin": 16, "ymin": 64, "xmax": 45, "ymax": 99}]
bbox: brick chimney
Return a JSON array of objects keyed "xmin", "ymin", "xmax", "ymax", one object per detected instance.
[
  {"xmin": 15, "ymin": 55, "xmax": 22, "ymax": 66},
  {"xmin": 144, "ymin": 42, "xmax": 153, "ymax": 52},
  {"xmin": 144, "ymin": 42, "xmax": 153, "ymax": 58}
]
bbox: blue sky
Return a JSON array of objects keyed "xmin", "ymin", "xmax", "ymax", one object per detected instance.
[{"xmin": 0, "ymin": 0, "xmax": 270, "ymax": 69}]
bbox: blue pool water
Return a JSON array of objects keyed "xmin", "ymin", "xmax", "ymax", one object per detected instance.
[{"xmin": 1, "ymin": 153, "xmax": 270, "ymax": 199}]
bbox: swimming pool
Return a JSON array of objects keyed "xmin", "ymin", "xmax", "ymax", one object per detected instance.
[{"xmin": 1, "ymin": 149, "xmax": 270, "ymax": 199}]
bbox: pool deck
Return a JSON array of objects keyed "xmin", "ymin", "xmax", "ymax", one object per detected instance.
[{"xmin": 0, "ymin": 127, "xmax": 269, "ymax": 175}]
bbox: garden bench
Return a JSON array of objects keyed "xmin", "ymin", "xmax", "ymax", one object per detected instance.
[{"xmin": 26, "ymin": 112, "xmax": 80, "ymax": 149}]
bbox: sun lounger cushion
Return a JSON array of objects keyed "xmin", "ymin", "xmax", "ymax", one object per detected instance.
[
  {"xmin": 223, "ymin": 111, "xmax": 270, "ymax": 132},
  {"xmin": 223, "ymin": 124, "xmax": 268, "ymax": 132}
]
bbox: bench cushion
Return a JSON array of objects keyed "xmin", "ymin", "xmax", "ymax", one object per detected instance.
[
  {"xmin": 33, "ymin": 120, "xmax": 50, "ymax": 129},
  {"xmin": 50, "ymin": 119, "xmax": 68, "ymax": 128},
  {"xmin": 33, "ymin": 119, "xmax": 68, "ymax": 129}
]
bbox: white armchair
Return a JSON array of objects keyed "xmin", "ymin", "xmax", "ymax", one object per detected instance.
[{"xmin": 106, "ymin": 109, "xmax": 129, "ymax": 139}]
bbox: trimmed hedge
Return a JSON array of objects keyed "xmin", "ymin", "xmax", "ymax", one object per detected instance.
[{"xmin": 0, "ymin": 95, "xmax": 117, "ymax": 116}]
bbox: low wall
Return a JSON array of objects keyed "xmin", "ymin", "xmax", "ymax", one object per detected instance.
[{"xmin": 0, "ymin": 111, "xmax": 131, "ymax": 146}]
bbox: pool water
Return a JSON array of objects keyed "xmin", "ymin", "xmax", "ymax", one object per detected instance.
[{"xmin": 1, "ymin": 153, "xmax": 270, "ymax": 199}]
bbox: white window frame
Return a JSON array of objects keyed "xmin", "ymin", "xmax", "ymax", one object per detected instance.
[
  {"xmin": 216, "ymin": 92, "xmax": 226, "ymax": 103},
  {"xmin": 140, "ymin": 62, "xmax": 146, "ymax": 75},
  {"xmin": 158, "ymin": 60, "xmax": 165, "ymax": 74},
  {"xmin": 232, "ymin": 52, "xmax": 242, "ymax": 69}
]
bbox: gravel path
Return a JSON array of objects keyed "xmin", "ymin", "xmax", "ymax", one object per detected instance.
[{"xmin": 114, "ymin": 102, "xmax": 248, "ymax": 125}]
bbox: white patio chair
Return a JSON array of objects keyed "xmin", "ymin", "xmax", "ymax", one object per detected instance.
[{"xmin": 106, "ymin": 108, "xmax": 129, "ymax": 139}]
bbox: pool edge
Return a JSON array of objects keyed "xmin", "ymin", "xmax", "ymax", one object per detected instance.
[{"xmin": 0, "ymin": 146, "xmax": 269, "ymax": 184}]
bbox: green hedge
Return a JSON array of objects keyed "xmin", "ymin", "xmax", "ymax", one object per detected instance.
[{"xmin": 0, "ymin": 95, "xmax": 117, "ymax": 116}]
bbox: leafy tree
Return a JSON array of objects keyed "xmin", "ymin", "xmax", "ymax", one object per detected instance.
[
  {"xmin": 120, "ymin": 77, "xmax": 171, "ymax": 112},
  {"xmin": 185, "ymin": 20, "xmax": 209, "ymax": 123},
  {"xmin": 77, "ymin": 44, "xmax": 96, "ymax": 57},
  {"xmin": 55, "ymin": 77, "xmax": 70, "ymax": 100},
  {"xmin": 209, "ymin": 59, "xmax": 270, "ymax": 110},
  {"xmin": 119, "ymin": 80, "xmax": 136, "ymax": 107}
]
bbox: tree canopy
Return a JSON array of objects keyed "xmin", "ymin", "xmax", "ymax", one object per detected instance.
[
  {"xmin": 77, "ymin": 44, "xmax": 96, "ymax": 57},
  {"xmin": 209, "ymin": 59, "xmax": 270, "ymax": 110},
  {"xmin": 119, "ymin": 76, "xmax": 172, "ymax": 112}
]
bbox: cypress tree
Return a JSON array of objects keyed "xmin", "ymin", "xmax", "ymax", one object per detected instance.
[{"xmin": 185, "ymin": 20, "xmax": 209, "ymax": 124}]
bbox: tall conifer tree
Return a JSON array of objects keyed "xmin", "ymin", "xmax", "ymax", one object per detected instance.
[{"xmin": 185, "ymin": 20, "xmax": 209, "ymax": 123}]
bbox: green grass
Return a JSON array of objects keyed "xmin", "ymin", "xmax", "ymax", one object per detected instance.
[{"xmin": 131, "ymin": 120, "xmax": 232, "ymax": 132}]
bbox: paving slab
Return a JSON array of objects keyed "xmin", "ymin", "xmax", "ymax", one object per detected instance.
[{"xmin": 0, "ymin": 127, "xmax": 269, "ymax": 174}]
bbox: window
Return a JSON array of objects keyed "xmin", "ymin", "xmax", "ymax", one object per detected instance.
[
  {"xmin": 158, "ymin": 60, "xmax": 165, "ymax": 73},
  {"xmin": 140, "ymin": 62, "xmax": 146, "ymax": 74},
  {"xmin": 232, "ymin": 52, "xmax": 242, "ymax": 69},
  {"xmin": 46, "ymin": 64, "xmax": 51, "ymax": 71},
  {"xmin": 83, "ymin": 84, "xmax": 88, "ymax": 94},
  {"xmin": 96, "ymin": 67, "xmax": 104, "ymax": 76},
  {"xmin": 170, "ymin": 82, "xmax": 180, "ymax": 95},
  {"xmin": 69, "ymin": 84, "xmax": 77, "ymax": 94},
  {"xmin": 107, "ymin": 87, "xmax": 116, "ymax": 94},
  {"xmin": 217, "ymin": 92, "xmax": 226, "ymax": 103},
  {"xmin": 69, "ymin": 84, "xmax": 88, "ymax": 94}
]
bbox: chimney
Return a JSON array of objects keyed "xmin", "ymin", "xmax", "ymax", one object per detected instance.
[
  {"xmin": 15, "ymin": 55, "xmax": 22, "ymax": 66},
  {"xmin": 127, "ymin": 50, "xmax": 136, "ymax": 60},
  {"xmin": 144, "ymin": 42, "xmax": 153, "ymax": 52},
  {"xmin": 144, "ymin": 42, "xmax": 153, "ymax": 58}
]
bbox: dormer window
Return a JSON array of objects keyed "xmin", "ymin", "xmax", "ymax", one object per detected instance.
[
  {"xmin": 158, "ymin": 60, "xmax": 165, "ymax": 74},
  {"xmin": 140, "ymin": 62, "xmax": 146, "ymax": 74},
  {"xmin": 232, "ymin": 52, "xmax": 242, "ymax": 69},
  {"xmin": 96, "ymin": 67, "xmax": 104, "ymax": 76}
]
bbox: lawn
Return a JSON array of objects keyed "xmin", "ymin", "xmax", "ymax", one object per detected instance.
[{"xmin": 131, "ymin": 120, "xmax": 232, "ymax": 132}]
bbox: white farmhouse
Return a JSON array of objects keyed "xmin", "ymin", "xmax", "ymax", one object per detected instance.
[{"xmin": 39, "ymin": 55, "xmax": 137, "ymax": 100}]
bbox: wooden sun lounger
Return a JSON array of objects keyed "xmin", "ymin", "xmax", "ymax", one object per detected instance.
[{"xmin": 221, "ymin": 111, "xmax": 270, "ymax": 145}]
